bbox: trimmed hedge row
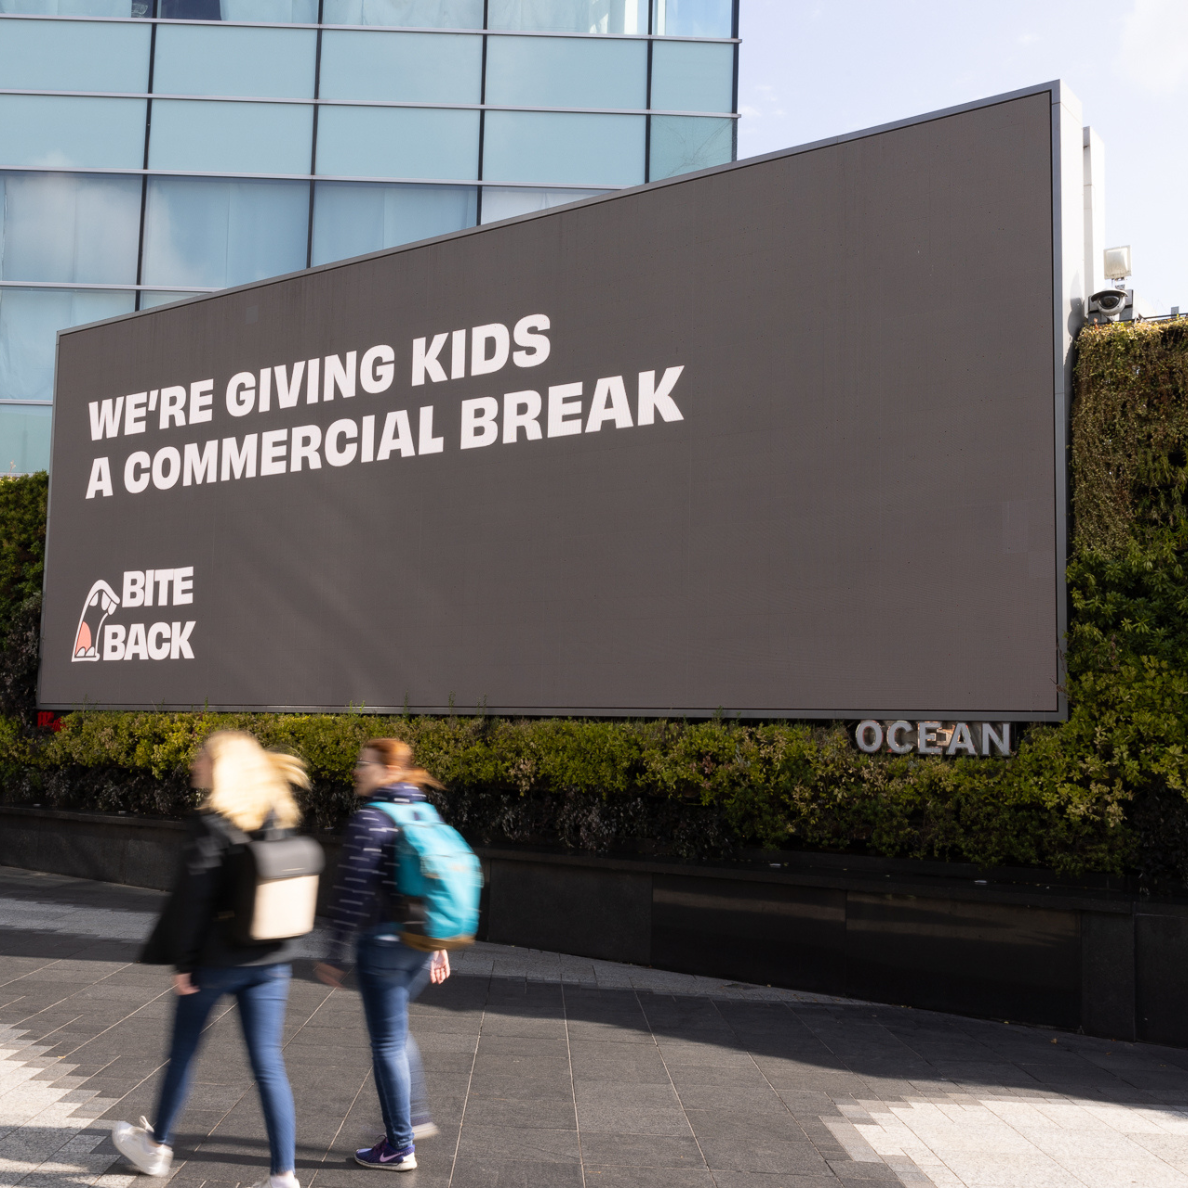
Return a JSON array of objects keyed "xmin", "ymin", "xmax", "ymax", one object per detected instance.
[
  {"xmin": 2, "ymin": 319, "xmax": 1188, "ymax": 880},
  {"xmin": 0, "ymin": 711, "xmax": 1131, "ymax": 872}
]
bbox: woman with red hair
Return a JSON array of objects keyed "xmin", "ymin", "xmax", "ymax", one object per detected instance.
[{"xmin": 315, "ymin": 739, "xmax": 450, "ymax": 1173}]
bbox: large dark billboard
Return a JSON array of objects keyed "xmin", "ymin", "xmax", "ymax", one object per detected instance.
[{"xmin": 40, "ymin": 84, "xmax": 1083, "ymax": 718}]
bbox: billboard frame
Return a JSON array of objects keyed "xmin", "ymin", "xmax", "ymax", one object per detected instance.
[{"xmin": 41, "ymin": 81, "xmax": 1083, "ymax": 722}]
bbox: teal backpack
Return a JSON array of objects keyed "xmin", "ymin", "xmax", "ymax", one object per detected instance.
[{"xmin": 369, "ymin": 799, "xmax": 482, "ymax": 951}]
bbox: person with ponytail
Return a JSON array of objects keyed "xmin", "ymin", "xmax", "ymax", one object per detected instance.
[
  {"xmin": 112, "ymin": 731, "xmax": 310, "ymax": 1188},
  {"xmin": 315, "ymin": 739, "xmax": 450, "ymax": 1173}
]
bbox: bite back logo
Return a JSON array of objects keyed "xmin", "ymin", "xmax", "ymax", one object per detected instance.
[{"xmin": 71, "ymin": 567, "xmax": 196, "ymax": 663}]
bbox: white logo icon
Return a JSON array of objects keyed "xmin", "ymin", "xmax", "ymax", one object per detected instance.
[{"xmin": 72, "ymin": 580, "xmax": 120, "ymax": 662}]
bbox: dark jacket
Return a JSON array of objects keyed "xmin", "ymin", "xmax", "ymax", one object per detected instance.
[
  {"xmin": 142, "ymin": 810, "xmax": 302, "ymax": 973},
  {"xmin": 323, "ymin": 782, "xmax": 425, "ymax": 966}
]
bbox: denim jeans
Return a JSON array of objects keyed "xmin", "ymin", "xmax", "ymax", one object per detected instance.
[
  {"xmin": 356, "ymin": 928, "xmax": 432, "ymax": 1150},
  {"xmin": 153, "ymin": 963, "xmax": 296, "ymax": 1174}
]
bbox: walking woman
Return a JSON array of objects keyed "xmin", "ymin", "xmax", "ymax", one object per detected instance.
[
  {"xmin": 112, "ymin": 731, "xmax": 311, "ymax": 1188},
  {"xmin": 315, "ymin": 739, "xmax": 451, "ymax": 1173}
]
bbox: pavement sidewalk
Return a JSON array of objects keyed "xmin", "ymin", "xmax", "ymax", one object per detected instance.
[{"xmin": 4, "ymin": 865, "xmax": 1188, "ymax": 1188}]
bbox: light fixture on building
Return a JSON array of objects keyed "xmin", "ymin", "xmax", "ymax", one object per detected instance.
[
  {"xmin": 1088, "ymin": 245, "xmax": 1135, "ymax": 323},
  {"xmin": 1103, "ymin": 245, "xmax": 1132, "ymax": 284}
]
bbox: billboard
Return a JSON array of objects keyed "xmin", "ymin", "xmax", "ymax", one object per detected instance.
[{"xmin": 39, "ymin": 83, "xmax": 1084, "ymax": 719}]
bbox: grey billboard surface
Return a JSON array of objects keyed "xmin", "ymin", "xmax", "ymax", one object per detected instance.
[{"xmin": 40, "ymin": 87, "xmax": 1075, "ymax": 718}]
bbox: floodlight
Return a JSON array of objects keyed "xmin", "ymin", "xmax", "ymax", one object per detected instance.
[{"xmin": 1103, "ymin": 246, "xmax": 1132, "ymax": 283}]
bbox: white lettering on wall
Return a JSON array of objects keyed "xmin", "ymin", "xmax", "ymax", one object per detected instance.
[
  {"xmin": 854, "ymin": 720, "xmax": 1014, "ymax": 758},
  {"xmin": 85, "ymin": 457, "xmax": 113, "ymax": 498},
  {"xmin": 412, "ymin": 334, "xmax": 448, "ymax": 385},
  {"xmin": 460, "ymin": 397, "xmax": 499, "ymax": 449},
  {"xmin": 160, "ymin": 386, "xmax": 187, "ymax": 429},
  {"xmin": 360, "ymin": 345, "xmax": 395, "ymax": 393},
  {"xmin": 471, "ymin": 323, "xmax": 510, "ymax": 376},
  {"xmin": 88, "ymin": 397, "xmax": 124, "ymax": 441}
]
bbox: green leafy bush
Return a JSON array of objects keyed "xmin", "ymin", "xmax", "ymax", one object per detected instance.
[{"xmin": 3, "ymin": 320, "xmax": 1188, "ymax": 879}]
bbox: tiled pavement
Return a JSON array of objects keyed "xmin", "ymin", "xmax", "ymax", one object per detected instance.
[{"xmin": 5, "ymin": 868, "xmax": 1188, "ymax": 1187}]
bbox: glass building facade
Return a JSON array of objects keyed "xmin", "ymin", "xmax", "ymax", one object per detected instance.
[{"xmin": 0, "ymin": 0, "xmax": 739, "ymax": 472}]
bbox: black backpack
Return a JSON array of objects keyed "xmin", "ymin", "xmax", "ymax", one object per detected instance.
[{"xmin": 221, "ymin": 825, "xmax": 324, "ymax": 947}]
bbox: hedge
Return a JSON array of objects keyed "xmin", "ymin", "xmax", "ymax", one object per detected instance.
[{"xmin": 3, "ymin": 318, "xmax": 1188, "ymax": 881}]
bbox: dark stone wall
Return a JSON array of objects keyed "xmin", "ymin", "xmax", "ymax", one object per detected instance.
[{"xmin": 4, "ymin": 806, "xmax": 1185, "ymax": 1046}]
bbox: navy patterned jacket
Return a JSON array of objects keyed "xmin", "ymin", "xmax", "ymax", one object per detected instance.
[{"xmin": 323, "ymin": 782, "xmax": 424, "ymax": 966}]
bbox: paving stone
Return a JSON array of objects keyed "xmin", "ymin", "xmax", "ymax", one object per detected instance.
[{"xmin": 8, "ymin": 866, "xmax": 1188, "ymax": 1187}]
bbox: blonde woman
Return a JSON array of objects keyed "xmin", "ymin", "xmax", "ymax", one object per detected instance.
[{"xmin": 112, "ymin": 731, "xmax": 309, "ymax": 1188}]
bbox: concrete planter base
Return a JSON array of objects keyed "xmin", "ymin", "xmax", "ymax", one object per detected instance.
[{"xmin": 3, "ymin": 805, "xmax": 1184, "ymax": 1047}]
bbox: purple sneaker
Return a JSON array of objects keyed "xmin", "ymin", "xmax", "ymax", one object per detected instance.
[{"xmin": 354, "ymin": 1137, "xmax": 417, "ymax": 1171}]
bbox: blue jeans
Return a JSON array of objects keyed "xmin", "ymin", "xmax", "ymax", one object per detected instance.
[
  {"xmin": 356, "ymin": 929, "xmax": 432, "ymax": 1150},
  {"xmin": 153, "ymin": 963, "xmax": 296, "ymax": 1174}
]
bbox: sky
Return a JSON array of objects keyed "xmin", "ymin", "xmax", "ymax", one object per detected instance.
[{"xmin": 736, "ymin": 0, "xmax": 1187, "ymax": 313}]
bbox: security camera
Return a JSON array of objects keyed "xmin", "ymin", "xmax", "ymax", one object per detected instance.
[
  {"xmin": 1090, "ymin": 290, "xmax": 1128, "ymax": 314},
  {"xmin": 1088, "ymin": 288, "xmax": 1133, "ymax": 323}
]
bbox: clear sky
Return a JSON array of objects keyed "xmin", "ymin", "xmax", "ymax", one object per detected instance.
[{"xmin": 737, "ymin": 0, "xmax": 1186, "ymax": 313}]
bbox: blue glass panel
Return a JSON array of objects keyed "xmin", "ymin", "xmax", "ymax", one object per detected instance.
[
  {"xmin": 312, "ymin": 181, "xmax": 476, "ymax": 264},
  {"xmin": 139, "ymin": 290, "xmax": 201, "ymax": 309},
  {"xmin": 650, "ymin": 39, "xmax": 733, "ymax": 113},
  {"xmin": 0, "ymin": 173, "xmax": 141, "ymax": 284},
  {"xmin": 0, "ymin": 96, "xmax": 146, "ymax": 169},
  {"xmin": 320, "ymin": 31, "xmax": 481, "ymax": 104},
  {"xmin": 153, "ymin": 25, "xmax": 316, "ymax": 98},
  {"xmin": 0, "ymin": 19, "xmax": 149, "ymax": 92},
  {"xmin": 317, "ymin": 106, "xmax": 479, "ymax": 181},
  {"xmin": 149, "ymin": 101, "xmax": 312, "ymax": 174},
  {"xmin": 487, "ymin": 0, "xmax": 644, "ymax": 33},
  {"xmin": 483, "ymin": 111, "xmax": 643, "ymax": 186},
  {"xmin": 485, "ymin": 35, "xmax": 645, "ymax": 110},
  {"xmin": 158, "ymin": 0, "xmax": 221, "ymax": 15},
  {"xmin": 649, "ymin": 114, "xmax": 732, "ymax": 179},
  {"xmin": 322, "ymin": 0, "xmax": 483, "ymax": 28},
  {"xmin": 0, "ymin": 405, "xmax": 51, "ymax": 473},
  {"xmin": 0, "ymin": 3, "xmax": 148, "ymax": 14},
  {"xmin": 480, "ymin": 186, "xmax": 605, "ymax": 224},
  {"xmin": 0, "ymin": 287, "xmax": 134, "ymax": 403},
  {"xmin": 142, "ymin": 176, "xmax": 309, "ymax": 289},
  {"xmin": 652, "ymin": 0, "xmax": 732, "ymax": 37},
  {"xmin": 218, "ymin": 1, "xmax": 319, "ymax": 19}
]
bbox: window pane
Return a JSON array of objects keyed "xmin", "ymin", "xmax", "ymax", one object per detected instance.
[
  {"xmin": 649, "ymin": 114, "xmax": 732, "ymax": 179},
  {"xmin": 650, "ymin": 39, "xmax": 733, "ymax": 113},
  {"xmin": 219, "ymin": 1, "xmax": 319, "ymax": 20},
  {"xmin": 0, "ymin": 2, "xmax": 148, "ymax": 14},
  {"xmin": 485, "ymin": 36, "xmax": 645, "ymax": 110},
  {"xmin": 149, "ymin": 100, "xmax": 312, "ymax": 174},
  {"xmin": 0, "ymin": 287, "xmax": 134, "ymax": 403},
  {"xmin": 153, "ymin": 25, "xmax": 317, "ymax": 98},
  {"xmin": 317, "ymin": 107, "xmax": 478, "ymax": 181},
  {"xmin": 139, "ymin": 290, "xmax": 201, "ymax": 309},
  {"xmin": 480, "ymin": 186, "xmax": 605, "ymax": 224},
  {"xmin": 0, "ymin": 19, "xmax": 149, "ymax": 92},
  {"xmin": 312, "ymin": 181, "xmax": 475, "ymax": 264},
  {"xmin": 142, "ymin": 176, "xmax": 309, "ymax": 289},
  {"xmin": 488, "ymin": 0, "xmax": 644, "ymax": 33},
  {"xmin": 322, "ymin": 0, "xmax": 483, "ymax": 28},
  {"xmin": 320, "ymin": 32, "xmax": 481, "ymax": 104},
  {"xmin": 0, "ymin": 173, "xmax": 141, "ymax": 284},
  {"xmin": 483, "ymin": 111, "xmax": 642, "ymax": 186},
  {"xmin": 0, "ymin": 96, "xmax": 146, "ymax": 169},
  {"xmin": 0, "ymin": 404, "xmax": 51, "ymax": 473},
  {"xmin": 652, "ymin": 0, "xmax": 732, "ymax": 37}
]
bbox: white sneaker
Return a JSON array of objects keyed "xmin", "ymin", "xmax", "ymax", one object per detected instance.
[
  {"xmin": 247, "ymin": 1176, "xmax": 300, "ymax": 1188},
  {"xmin": 112, "ymin": 1117, "xmax": 172, "ymax": 1176}
]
